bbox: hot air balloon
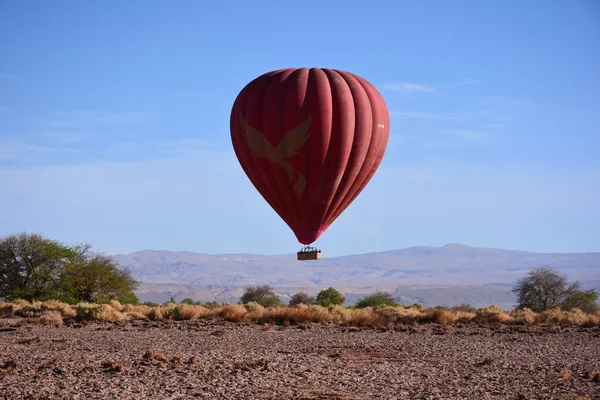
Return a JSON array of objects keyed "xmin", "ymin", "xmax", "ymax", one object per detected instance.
[{"xmin": 230, "ymin": 68, "xmax": 390, "ymax": 260}]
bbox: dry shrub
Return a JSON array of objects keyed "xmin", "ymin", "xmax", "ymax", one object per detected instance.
[
  {"xmin": 562, "ymin": 309, "xmax": 599, "ymax": 327},
  {"xmin": 347, "ymin": 307, "xmax": 377, "ymax": 326},
  {"xmin": 173, "ymin": 304, "xmax": 201, "ymax": 320},
  {"xmin": 147, "ymin": 307, "xmax": 163, "ymax": 321},
  {"xmin": 539, "ymin": 308, "xmax": 564, "ymax": 324},
  {"xmin": 258, "ymin": 304, "xmax": 332, "ymax": 325},
  {"xmin": 2, "ymin": 299, "xmax": 30, "ymax": 317},
  {"xmin": 252, "ymin": 307, "xmax": 289, "ymax": 325},
  {"xmin": 40, "ymin": 300, "xmax": 77, "ymax": 319},
  {"xmin": 197, "ymin": 305, "xmax": 217, "ymax": 319},
  {"xmin": 454, "ymin": 311, "xmax": 477, "ymax": 323},
  {"xmin": 250, "ymin": 306, "xmax": 305, "ymax": 325},
  {"xmin": 148, "ymin": 304, "xmax": 177, "ymax": 321},
  {"xmin": 473, "ymin": 305, "xmax": 510, "ymax": 324},
  {"xmin": 451, "ymin": 303, "xmax": 479, "ymax": 313},
  {"xmin": 12, "ymin": 299, "xmax": 30, "ymax": 308},
  {"xmin": 75, "ymin": 303, "xmax": 101, "ymax": 321},
  {"xmin": 392, "ymin": 306, "xmax": 424, "ymax": 323},
  {"xmin": 268, "ymin": 304, "xmax": 337, "ymax": 325},
  {"xmin": 244, "ymin": 302, "xmax": 265, "ymax": 313},
  {"xmin": 40, "ymin": 311, "xmax": 63, "ymax": 326},
  {"xmin": 123, "ymin": 304, "xmax": 152, "ymax": 316},
  {"xmin": 483, "ymin": 305, "xmax": 505, "ymax": 314},
  {"xmin": 495, "ymin": 313, "xmax": 515, "ymax": 323},
  {"xmin": 15, "ymin": 302, "xmax": 43, "ymax": 318},
  {"xmin": 303, "ymin": 305, "xmax": 334, "ymax": 324},
  {"xmin": 97, "ymin": 304, "xmax": 125, "ymax": 321},
  {"xmin": 374, "ymin": 306, "xmax": 410, "ymax": 326},
  {"xmin": 0, "ymin": 302, "xmax": 16, "ymax": 317},
  {"xmin": 425, "ymin": 308, "xmax": 457, "ymax": 324},
  {"xmin": 329, "ymin": 305, "xmax": 353, "ymax": 323},
  {"xmin": 125, "ymin": 312, "xmax": 149, "ymax": 321},
  {"xmin": 75, "ymin": 303, "xmax": 124, "ymax": 321},
  {"xmin": 108, "ymin": 300, "xmax": 124, "ymax": 312},
  {"xmin": 564, "ymin": 308, "xmax": 588, "ymax": 326},
  {"xmin": 220, "ymin": 304, "xmax": 247, "ymax": 322},
  {"xmin": 160, "ymin": 304, "xmax": 177, "ymax": 320},
  {"xmin": 513, "ymin": 308, "xmax": 537, "ymax": 324},
  {"xmin": 583, "ymin": 314, "xmax": 599, "ymax": 327},
  {"xmin": 344, "ymin": 307, "xmax": 399, "ymax": 328}
]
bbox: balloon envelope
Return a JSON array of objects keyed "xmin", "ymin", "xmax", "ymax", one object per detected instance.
[{"xmin": 230, "ymin": 68, "xmax": 390, "ymax": 245}]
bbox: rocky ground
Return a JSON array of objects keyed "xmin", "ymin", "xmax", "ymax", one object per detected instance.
[{"xmin": 1, "ymin": 318, "xmax": 599, "ymax": 400}]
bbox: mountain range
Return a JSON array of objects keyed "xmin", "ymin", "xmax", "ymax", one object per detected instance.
[{"xmin": 112, "ymin": 244, "xmax": 600, "ymax": 309}]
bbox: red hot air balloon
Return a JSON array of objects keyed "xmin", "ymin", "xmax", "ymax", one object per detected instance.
[{"xmin": 230, "ymin": 68, "xmax": 390, "ymax": 257}]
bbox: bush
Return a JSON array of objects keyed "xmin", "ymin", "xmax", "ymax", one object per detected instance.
[
  {"xmin": 560, "ymin": 289, "xmax": 598, "ymax": 313},
  {"xmin": 355, "ymin": 291, "xmax": 399, "ymax": 308},
  {"xmin": 239, "ymin": 285, "xmax": 282, "ymax": 308},
  {"xmin": 315, "ymin": 287, "xmax": 346, "ymax": 307},
  {"xmin": 289, "ymin": 292, "xmax": 315, "ymax": 306}
]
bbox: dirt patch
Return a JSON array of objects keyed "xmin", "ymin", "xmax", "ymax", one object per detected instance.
[{"xmin": 0, "ymin": 319, "xmax": 599, "ymax": 399}]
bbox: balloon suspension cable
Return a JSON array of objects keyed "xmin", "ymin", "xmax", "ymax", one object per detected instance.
[{"xmin": 298, "ymin": 245, "xmax": 321, "ymax": 253}]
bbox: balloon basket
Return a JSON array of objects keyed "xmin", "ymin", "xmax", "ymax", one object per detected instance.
[{"xmin": 297, "ymin": 245, "xmax": 322, "ymax": 261}]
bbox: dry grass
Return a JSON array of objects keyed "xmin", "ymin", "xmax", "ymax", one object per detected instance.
[
  {"xmin": 40, "ymin": 310, "xmax": 64, "ymax": 326},
  {"xmin": 0, "ymin": 299, "xmax": 598, "ymax": 328}
]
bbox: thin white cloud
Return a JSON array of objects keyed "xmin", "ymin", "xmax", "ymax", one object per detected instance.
[
  {"xmin": 392, "ymin": 110, "xmax": 489, "ymax": 121},
  {"xmin": 389, "ymin": 129, "xmax": 495, "ymax": 151},
  {"xmin": 381, "ymin": 82, "xmax": 436, "ymax": 93},
  {"xmin": 0, "ymin": 141, "xmax": 81, "ymax": 161},
  {"xmin": 20, "ymin": 110, "xmax": 157, "ymax": 129}
]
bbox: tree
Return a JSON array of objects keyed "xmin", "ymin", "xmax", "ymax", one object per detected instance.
[
  {"xmin": 315, "ymin": 287, "xmax": 346, "ymax": 307},
  {"xmin": 355, "ymin": 291, "xmax": 399, "ymax": 308},
  {"xmin": 512, "ymin": 265, "xmax": 598, "ymax": 312},
  {"xmin": 289, "ymin": 292, "xmax": 315, "ymax": 306},
  {"xmin": 0, "ymin": 232, "xmax": 139, "ymax": 304},
  {"xmin": 0, "ymin": 233, "xmax": 74, "ymax": 301},
  {"xmin": 239, "ymin": 285, "xmax": 282, "ymax": 307},
  {"xmin": 60, "ymin": 245, "xmax": 139, "ymax": 304},
  {"xmin": 560, "ymin": 289, "xmax": 598, "ymax": 313}
]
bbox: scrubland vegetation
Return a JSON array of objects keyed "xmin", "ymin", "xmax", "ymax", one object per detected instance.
[
  {"xmin": 2, "ymin": 233, "xmax": 598, "ymax": 331},
  {"xmin": 2, "ymin": 298, "xmax": 599, "ymax": 328}
]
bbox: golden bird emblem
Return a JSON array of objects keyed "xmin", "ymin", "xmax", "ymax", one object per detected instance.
[{"xmin": 238, "ymin": 113, "xmax": 311, "ymax": 197}]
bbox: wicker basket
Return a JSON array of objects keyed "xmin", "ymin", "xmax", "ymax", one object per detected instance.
[{"xmin": 297, "ymin": 250, "xmax": 322, "ymax": 260}]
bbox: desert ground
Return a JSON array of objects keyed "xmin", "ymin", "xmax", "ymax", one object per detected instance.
[{"xmin": 1, "ymin": 318, "xmax": 599, "ymax": 400}]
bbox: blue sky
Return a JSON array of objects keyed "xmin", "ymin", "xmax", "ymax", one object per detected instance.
[{"xmin": 1, "ymin": 0, "xmax": 599, "ymax": 257}]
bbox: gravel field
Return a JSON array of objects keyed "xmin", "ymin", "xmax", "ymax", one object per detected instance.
[{"xmin": 1, "ymin": 318, "xmax": 599, "ymax": 400}]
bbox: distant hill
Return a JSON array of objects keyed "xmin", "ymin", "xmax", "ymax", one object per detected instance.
[{"xmin": 112, "ymin": 244, "xmax": 600, "ymax": 309}]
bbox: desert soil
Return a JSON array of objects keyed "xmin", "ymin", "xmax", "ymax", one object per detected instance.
[{"xmin": 1, "ymin": 318, "xmax": 599, "ymax": 400}]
